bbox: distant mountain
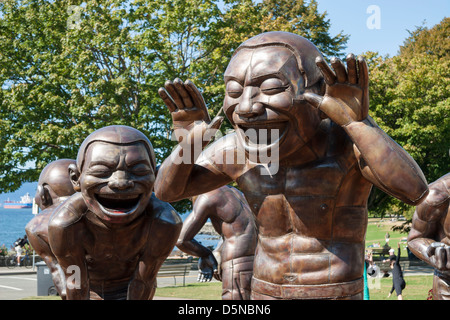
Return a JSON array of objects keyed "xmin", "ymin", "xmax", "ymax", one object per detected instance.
[{"xmin": 0, "ymin": 182, "xmax": 38, "ymax": 204}]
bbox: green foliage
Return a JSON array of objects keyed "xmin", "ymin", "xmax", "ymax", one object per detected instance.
[
  {"xmin": 366, "ymin": 18, "xmax": 449, "ymax": 219},
  {"xmin": 0, "ymin": 0, "xmax": 348, "ymax": 214}
]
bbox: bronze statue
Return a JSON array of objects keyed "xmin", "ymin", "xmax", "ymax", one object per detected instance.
[
  {"xmin": 155, "ymin": 31, "xmax": 429, "ymax": 300},
  {"xmin": 177, "ymin": 185, "xmax": 257, "ymax": 300},
  {"xmin": 408, "ymin": 173, "xmax": 450, "ymax": 300},
  {"xmin": 25, "ymin": 159, "xmax": 77, "ymax": 299},
  {"xmin": 48, "ymin": 125, "xmax": 182, "ymax": 300}
]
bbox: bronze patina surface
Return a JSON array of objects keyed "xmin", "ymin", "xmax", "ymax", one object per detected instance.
[
  {"xmin": 26, "ymin": 159, "xmax": 77, "ymax": 299},
  {"xmin": 155, "ymin": 31, "xmax": 429, "ymax": 300},
  {"xmin": 48, "ymin": 125, "xmax": 182, "ymax": 300},
  {"xmin": 177, "ymin": 185, "xmax": 257, "ymax": 300},
  {"xmin": 408, "ymin": 173, "xmax": 450, "ymax": 300}
]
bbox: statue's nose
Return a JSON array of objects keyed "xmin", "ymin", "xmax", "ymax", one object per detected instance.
[
  {"xmin": 235, "ymin": 87, "xmax": 264, "ymax": 118},
  {"xmin": 108, "ymin": 171, "xmax": 134, "ymax": 190}
]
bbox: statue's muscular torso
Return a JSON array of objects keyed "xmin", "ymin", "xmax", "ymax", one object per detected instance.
[
  {"xmin": 414, "ymin": 174, "xmax": 450, "ymax": 245},
  {"xmin": 49, "ymin": 193, "xmax": 181, "ymax": 299},
  {"xmin": 202, "ymin": 121, "xmax": 372, "ymax": 295},
  {"xmin": 206, "ymin": 186, "xmax": 257, "ymax": 262}
]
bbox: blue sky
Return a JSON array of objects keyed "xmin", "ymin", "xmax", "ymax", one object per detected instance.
[{"xmin": 316, "ymin": 0, "xmax": 449, "ymax": 57}]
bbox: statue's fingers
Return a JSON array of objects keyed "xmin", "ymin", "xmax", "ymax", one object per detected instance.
[
  {"xmin": 185, "ymin": 80, "xmax": 210, "ymax": 120},
  {"xmin": 446, "ymin": 246, "xmax": 450, "ymax": 270},
  {"xmin": 303, "ymin": 92, "xmax": 323, "ymax": 110},
  {"xmin": 330, "ymin": 57, "xmax": 347, "ymax": 83},
  {"xmin": 158, "ymin": 87, "xmax": 177, "ymax": 112},
  {"xmin": 435, "ymin": 247, "xmax": 446, "ymax": 270},
  {"xmin": 165, "ymin": 80, "xmax": 185, "ymax": 109},
  {"xmin": 346, "ymin": 53, "xmax": 358, "ymax": 84},
  {"xmin": 315, "ymin": 57, "xmax": 336, "ymax": 85},
  {"xmin": 208, "ymin": 115, "xmax": 224, "ymax": 131},
  {"xmin": 174, "ymin": 78, "xmax": 194, "ymax": 109},
  {"xmin": 357, "ymin": 56, "xmax": 369, "ymax": 89}
]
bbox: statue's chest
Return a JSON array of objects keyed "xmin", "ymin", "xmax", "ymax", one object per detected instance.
[{"xmin": 237, "ymin": 159, "xmax": 347, "ymax": 237}]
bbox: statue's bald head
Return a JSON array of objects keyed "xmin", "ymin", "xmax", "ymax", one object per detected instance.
[
  {"xmin": 36, "ymin": 159, "xmax": 77, "ymax": 209},
  {"xmin": 76, "ymin": 125, "xmax": 156, "ymax": 172},
  {"xmin": 231, "ymin": 31, "xmax": 324, "ymax": 88}
]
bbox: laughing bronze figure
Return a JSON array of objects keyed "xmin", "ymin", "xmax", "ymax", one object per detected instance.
[
  {"xmin": 177, "ymin": 185, "xmax": 257, "ymax": 300},
  {"xmin": 48, "ymin": 125, "xmax": 182, "ymax": 300},
  {"xmin": 408, "ymin": 173, "xmax": 450, "ymax": 300},
  {"xmin": 26, "ymin": 159, "xmax": 77, "ymax": 299},
  {"xmin": 154, "ymin": 31, "xmax": 429, "ymax": 300}
]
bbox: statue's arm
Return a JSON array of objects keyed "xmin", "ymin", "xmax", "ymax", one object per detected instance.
[
  {"xmin": 177, "ymin": 195, "xmax": 216, "ymax": 258},
  {"xmin": 345, "ymin": 117, "xmax": 428, "ymax": 205},
  {"xmin": 48, "ymin": 197, "xmax": 89, "ymax": 300},
  {"xmin": 407, "ymin": 183, "xmax": 449, "ymax": 268},
  {"xmin": 128, "ymin": 204, "xmax": 182, "ymax": 299},
  {"xmin": 304, "ymin": 54, "xmax": 428, "ymax": 205}
]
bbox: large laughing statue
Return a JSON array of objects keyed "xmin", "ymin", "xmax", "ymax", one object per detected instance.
[
  {"xmin": 155, "ymin": 31, "xmax": 429, "ymax": 300},
  {"xmin": 48, "ymin": 125, "xmax": 182, "ymax": 300}
]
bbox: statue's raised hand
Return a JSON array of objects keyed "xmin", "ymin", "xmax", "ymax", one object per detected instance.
[
  {"xmin": 158, "ymin": 79, "xmax": 223, "ymax": 144},
  {"xmin": 304, "ymin": 54, "xmax": 369, "ymax": 126}
]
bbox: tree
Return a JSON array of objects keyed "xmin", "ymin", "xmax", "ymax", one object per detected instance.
[
  {"xmin": 0, "ymin": 0, "xmax": 348, "ymax": 213},
  {"xmin": 366, "ymin": 18, "xmax": 449, "ymax": 223}
]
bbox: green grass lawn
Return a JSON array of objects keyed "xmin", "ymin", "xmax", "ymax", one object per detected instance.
[
  {"xmin": 153, "ymin": 275, "xmax": 435, "ymax": 300},
  {"xmin": 367, "ymin": 275, "xmax": 434, "ymax": 300},
  {"xmin": 365, "ymin": 218, "xmax": 408, "ymax": 249},
  {"xmin": 155, "ymin": 282, "xmax": 222, "ymax": 300}
]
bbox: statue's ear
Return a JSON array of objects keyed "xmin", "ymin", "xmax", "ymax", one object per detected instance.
[
  {"xmin": 68, "ymin": 164, "xmax": 81, "ymax": 192},
  {"xmin": 36, "ymin": 185, "xmax": 52, "ymax": 208}
]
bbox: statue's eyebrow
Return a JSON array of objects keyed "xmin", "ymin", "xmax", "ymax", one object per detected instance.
[
  {"xmin": 224, "ymin": 75, "xmax": 244, "ymax": 85},
  {"xmin": 87, "ymin": 160, "xmax": 116, "ymax": 168},
  {"xmin": 248, "ymin": 72, "xmax": 286, "ymax": 85},
  {"xmin": 126, "ymin": 158, "xmax": 152, "ymax": 168}
]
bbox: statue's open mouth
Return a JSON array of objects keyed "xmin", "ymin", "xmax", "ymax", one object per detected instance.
[
  {"xmin": 235, "ymin": 120, "xmax": 288, "ymax": 154},
  {"xmin": 95, "ymin": 193, "xmax": 142, "ymax": 216}
]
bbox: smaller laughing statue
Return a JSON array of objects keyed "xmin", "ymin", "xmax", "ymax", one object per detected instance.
[
  {"xmin": 408, "ymin": 173, "xmax": 450, "ymax": 300},
  {"xmin": 48, "ymin": 125, "xmax": 182, "ymax": 300},
  {"xmin": 26, "ymin": 159, "xmax": 77, "ymax": 299}
]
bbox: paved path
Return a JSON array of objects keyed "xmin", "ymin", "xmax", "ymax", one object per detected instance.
[{"xmin": 0, "ymin": 266, "xmax": 214, "ymax": 300}]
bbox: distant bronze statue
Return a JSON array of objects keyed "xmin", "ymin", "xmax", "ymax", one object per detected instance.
[
  {"xmin": 25, "ymin": 158, "xmax": 77, "ymax": 299},
  {"xmin": 177, "ymin": 185, "xmax": 257, "ymax": 300},
  {"xmin": 48, "ymin": 125, "xmax": 182, "ymax": 300},
  {"xmin": 155, "ymin": 31, "xmax": 429, "ymax": 300},
  {"xmin": 408, "ymin": 173, "xmax": 450, "ymax": 300}
]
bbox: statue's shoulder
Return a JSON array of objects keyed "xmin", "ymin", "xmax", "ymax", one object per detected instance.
[
  {"xmin": 425, "ymin": 173, "xmax": 450, "ymax": 207},
  {"xmin": 147, "ymin": 193, "xmax": 182, "ymax": 226},
  {"xmin": 49, "ymin": 192, "xmax": 87, "ymax": 230}
]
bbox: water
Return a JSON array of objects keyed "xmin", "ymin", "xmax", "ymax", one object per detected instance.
[{"xmin": 0, "ymin": 208, "xmax": 34, "ymax": 249}]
